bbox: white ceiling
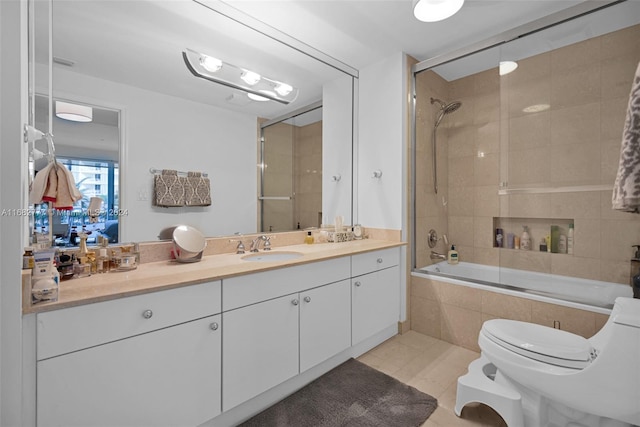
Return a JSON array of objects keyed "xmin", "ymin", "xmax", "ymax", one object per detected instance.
[
  {"xmin": 222, "ymin": 0, "xmax": 585, "ymax": 70},
  {"xmin": 39, "ymin": 0, "xmax": 635, "ymax": 120}
]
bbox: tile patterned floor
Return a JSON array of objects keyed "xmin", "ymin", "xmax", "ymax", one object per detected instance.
[{"xmin": 357, "ymin": 331, "xmax": 508, "ymax": 427}]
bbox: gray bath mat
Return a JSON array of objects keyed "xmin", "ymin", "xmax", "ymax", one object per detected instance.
[{"xmin": 239, "ymin": 358, "xmax": 438, "ymax": 427}]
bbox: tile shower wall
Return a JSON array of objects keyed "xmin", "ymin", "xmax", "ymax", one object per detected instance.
[
  {"xmin": 294, "ymin": 121, "xmax": 323, "ymax": 229},
  {"xmin": 262, "ymin": 122, "xmax": 295, "ymax": 232},
  {"xmin": 414, "ymin": 24, "xmax": 640, "ymax": 286},
  {"xmin": 262, "ymin": 121, "xmax": 322, "ymax": 231}
]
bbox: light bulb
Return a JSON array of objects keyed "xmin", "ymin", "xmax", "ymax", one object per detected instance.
[
  {"xmin": 199, "ymin": 55, "xmax": 222, "ymax": 72},
  {"xmin": 241, "ymin": 70, "xmax": 261, "ymax": 85},
  {"xmin": 274, "ymin": 82, "xmax": 293, "ymax": 96}
]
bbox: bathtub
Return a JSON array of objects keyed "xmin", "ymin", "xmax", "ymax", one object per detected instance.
[{"xmin": 415, "ymin": 261, "xmax": 633, "ymax": 313}]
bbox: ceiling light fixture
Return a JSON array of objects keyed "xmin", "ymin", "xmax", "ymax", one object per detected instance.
[
  {"xmin": 55, "ymin": 101, "xmax": 93, "ymax": 122},
  {"xmin": 413, "ymin": 0, "xmax": 464, "ymax": 22},
  {"xmin": 499, "ymin": 61, "xmax": 518, "ymax": 76},
  {"xmin": 247, "ymin": 91, "xmax": 274, "ymax": 102},
  {"xmin": 183, "ymin": 48, "xmax": 299, "ymax": 105}
]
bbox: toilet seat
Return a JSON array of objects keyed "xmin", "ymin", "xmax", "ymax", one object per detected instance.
[{"xmin": 482, "ymin": 319, "xmax": 594, "ymax": 369}]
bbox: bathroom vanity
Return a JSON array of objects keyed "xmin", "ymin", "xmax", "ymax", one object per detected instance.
[{"xmin": 27, "ymin": 240, "xmax": 403, "ymax": 427}]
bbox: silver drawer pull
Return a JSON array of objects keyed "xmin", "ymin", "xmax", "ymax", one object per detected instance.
[
  {"xmin": 210, "ymin": 322, "xmax": 219, "ymax": 331},
  {"xmin": 142, "ymin": 309, "xmax": 153, "ymax": 319},
  {"xmin": 291, "ymin": 299, "xmax": 299, "ymax": 306},
  {"xmin": 303, "ymin": 296, "xmax": 311, "ymax": 303},
  {"xmin": 354, "ymin": 281, "xmax": 361, "ymax": 287},
  {"xmin": 377, "ymin": 258, "xmax": 383, "ymax": 263}
]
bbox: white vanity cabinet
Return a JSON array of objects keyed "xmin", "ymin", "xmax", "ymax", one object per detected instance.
[
  {"xmin": 299, "ymin": 279, "xmax": 351, "ymax": 372},
  {"xmin": 351, "ymin": 248, "xmax": 400, "ymax": 345},
  {"xmin": 222, "ymin": 258, "xmax": 351, "ymax": 411},
  {"xmin": 36, "ymin": 281, "xmax": 222, "ymax": 427}
]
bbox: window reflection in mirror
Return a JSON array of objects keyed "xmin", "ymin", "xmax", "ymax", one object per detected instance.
[
  {"xmin": 260, "ymin": 106, "xmax": 323, "ymax": 232},
  {"xmin": 33, "ymin": 94, "xmax": 120, "ymax": 247}
]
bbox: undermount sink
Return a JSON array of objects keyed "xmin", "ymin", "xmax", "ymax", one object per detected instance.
[{"xmin": 241, "ymin": 251, "xmax": 304, "ymax": 262}]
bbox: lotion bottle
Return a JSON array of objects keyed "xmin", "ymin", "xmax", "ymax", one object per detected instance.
[
  {"xmin": 567, "ymin": 223, "xmax": 574, "ymax": 255},
  {"xmin": 520, "ymin": 226, "xmax": 531, "ymax": 250},
  {"xmin": 447, "ymin": 245, "xmax": 459, "ymax": 265}
]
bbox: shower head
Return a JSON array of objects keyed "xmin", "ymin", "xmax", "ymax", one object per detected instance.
[
  {"xmin": 431, "ymin": 97, "xmax": 462, "ymax": 128},
  {"xmin": 431, "ymin": 97, "xmax": 462, "ymax": 114}
]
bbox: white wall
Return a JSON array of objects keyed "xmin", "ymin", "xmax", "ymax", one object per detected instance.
[
  {"xmin": 0, "ymin": 1, "xmax": 29, "ymax": 425},
  {"xmin": 357, "ymin": 52, "xmax": 406, "ymax": 230},
  {"xmin": 44, "ymin": 66, "xmax": 258, "ymax": 242},
  {"xmin": 323, "ymin": 74, "xmax": 354, "ymax": 225}
]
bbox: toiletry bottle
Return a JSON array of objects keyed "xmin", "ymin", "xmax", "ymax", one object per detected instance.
[
  {"xmin": 558, "ymin": 234, "xmax": 567, "ymax": 254},
  {"xmin": 447, "ymin": 245, "xmax": 459, "ymax": 265},
  {"xmin": 97, "ymin": 248, "xmax": 110, "ymax": 273},
  {"xmin": 514, "ymin": 236, "xmax": 520, "ymax": 249},
  {"xmin": 305, "ymin": 231, "xmax": 314, "ymax": 244},
  {"xmin": 495, "ymin": 228, "xmax": 503, "ymax": 248},
  {"xmin": 567, "ymin": 223, "xmax": 574, "ymax": 255},
  {"xmin": 633, "ymin": 266, "xmax": 640, "ymax": 299},
  {"xmin": 23, "ymin": 247, "xmax": 35, "ymax": 270},
  {"xmin": 539, "ymin": 238, "xmax": 547, "ymax": 252},
  {"xmin": 520, "ymin": 226, "xmax": 531, "ymax": 250}
]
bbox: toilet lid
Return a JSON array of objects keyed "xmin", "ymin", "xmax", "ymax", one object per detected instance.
[{"xmin": 482, "ymin": 319, "xmax": 594, "ymax": 369}]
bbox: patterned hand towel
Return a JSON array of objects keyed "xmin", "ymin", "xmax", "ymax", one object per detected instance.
[
  {"xmin": 154, "ymin": 169, "xmax": 185, "ymax": 207},
  {"xmin": 184, "ymin": 171, "xmax": 212, "ymax": 206},
  {"xmin": 612, "ymin": 61, "xmax": 640, "ymax": 212}
]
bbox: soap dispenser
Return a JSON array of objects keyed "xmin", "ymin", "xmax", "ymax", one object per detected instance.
[{"xmin": 447, "ymin": 245, "xmax": 459, "ymax": 265}]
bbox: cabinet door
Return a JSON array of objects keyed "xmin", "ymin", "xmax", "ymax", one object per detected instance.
[
  {"xmin": 222, "ymin": 294, "xmax": 299, "ymax": 412},
  {"xmin": 300, "ymin": 279, "xmax": 351, "ymax": 372},
  {"xmin": 37, "ymin": 315, "xmax": 222, "ymax": 427},
  {"xmin": 352, "ymin": 266, "xmax": 400, "ymax": 345}
]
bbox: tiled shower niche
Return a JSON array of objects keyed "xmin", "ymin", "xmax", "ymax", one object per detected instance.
[{"xmin": 493, "ymin": 217, "xmax": 574, "ymax": 254}]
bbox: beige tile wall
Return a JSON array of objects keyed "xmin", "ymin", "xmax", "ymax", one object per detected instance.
[
  {"xmin": 410, "ymin": 275, "xmax": 610, "ymax": 352},
  {"xmin": 415, "ymin": 24, "xmax": 640, "ymax": 286},
  {"xmin": 294, "ymin": 121, "xmax": 323, "ymax": 229},
  {"xmin": 262, "ymin": 122, "xmax": 295, "ymax": 231},
  {"xmin": 261, "ymin": 120, "xmax": 323, "ymax": 232}
]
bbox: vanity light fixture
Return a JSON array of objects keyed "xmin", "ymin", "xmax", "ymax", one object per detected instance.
[
  {"xmin": 183, "ymin": 48, "xmax": 299, "ymax": 105},
  {"xmin": 55, "ymin": 101, "xmax": 93, "ymax": 122},
  {"xmin": 499, "ymin": 61, "xmax": 518, "ymax": 76},
  {"xmin": 413, "ymin": 0, "xmax": 464, "ymax": 22}
]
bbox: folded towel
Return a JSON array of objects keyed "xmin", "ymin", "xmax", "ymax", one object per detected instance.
[
  {"xmin": 154, "ymin": 169, "xmax": 185, "ymax": 207},
  {"xmin": 184, "ymin": 171, "xmax": 212, "ymax": 206},
  {"xmin": 612, "ymin": 61, "xmax": 640, "ymax": 212}
]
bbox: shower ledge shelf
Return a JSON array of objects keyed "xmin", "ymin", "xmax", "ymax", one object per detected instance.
[{"xmin": 498, "ymin": 184, "xmax": 612, "ymax": 196}]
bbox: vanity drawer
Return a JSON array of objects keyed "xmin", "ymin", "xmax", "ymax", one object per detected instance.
[
  {"xmin": 351, "ymin": 247, "xmax": 400, "ymax": 277},
  {"xmin": 223, "ymin": 257, "xmax": 350, "ymax": 311},
  {"xmin": 37, "ymin": 280, "xmax": 221, "ymax": 360}
]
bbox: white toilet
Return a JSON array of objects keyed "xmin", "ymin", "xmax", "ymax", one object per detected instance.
[{"xmin": 455, "ymin": 297, "xmax": 640, "ymax": 427}]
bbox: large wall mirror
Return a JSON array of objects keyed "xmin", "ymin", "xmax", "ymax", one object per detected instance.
[{"xmin": 31, "ymin": 0, "xmax": 355, "ymax": 246}]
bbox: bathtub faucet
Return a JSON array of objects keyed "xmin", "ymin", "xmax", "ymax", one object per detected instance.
[{"xmin": 430, "ymin": 251, "xmax": 447, "ymax": 260}]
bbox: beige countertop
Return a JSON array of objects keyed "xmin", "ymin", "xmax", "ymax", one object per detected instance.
[{"xmin": 24, "ymin": 239, "xmax": 405, "ymax": 314}]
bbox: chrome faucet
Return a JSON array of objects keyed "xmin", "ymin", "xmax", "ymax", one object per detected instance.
[
  {"xmin": 430, "ymin": 250, "xmax": 447, "ymax": 260},
  {"xmin": 250, "ymin": 235, "xmax": 268, "ymax": 252}
]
